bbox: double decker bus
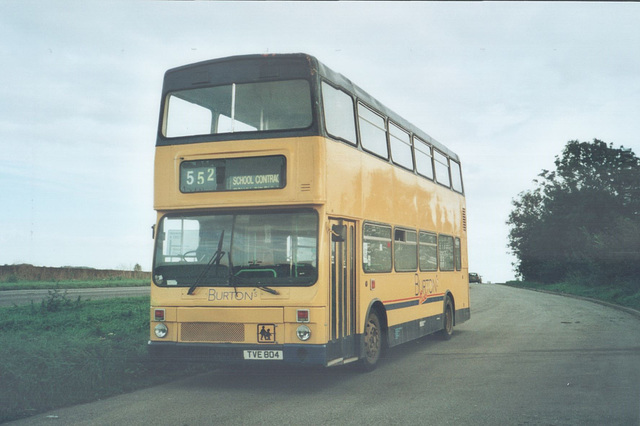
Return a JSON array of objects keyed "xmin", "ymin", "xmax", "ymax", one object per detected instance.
[{"xmin": 149, "ymin": 53, "xmax": 470, "ymax": 370}]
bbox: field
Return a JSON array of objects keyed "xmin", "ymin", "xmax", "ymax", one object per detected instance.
[
  {"xmin": 0, "ymin": 264, "xmax": 150, "ymax": 290},
  {"xmin": 0, "ymin": 278, "xmax": 149, "ymax": 291},
  {"xmin": 0, "ymin": 265, "xmax": 207, "ymax": 423},
  {"xmin": 0, "ymin": 295, "xmax": 210, "ymax": 423}
]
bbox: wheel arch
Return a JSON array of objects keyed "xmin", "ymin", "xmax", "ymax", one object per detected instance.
[
  {"xmin": 360, "ymin": 299, "xmax": 389, "ymax": 346},
  {"xmin": 364, "ymin": 299, "xmax": 388, "ymax": 335}
]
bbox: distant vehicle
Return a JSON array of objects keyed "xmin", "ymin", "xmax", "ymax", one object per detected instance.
[{"xmin": 469, "ymin": 273, "xmax": 482, "ymax": 283}]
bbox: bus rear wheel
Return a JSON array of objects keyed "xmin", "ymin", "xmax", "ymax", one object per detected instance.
[
  {"xmin": 439, "ymin": 297, "xmax": 454, "ymax": 340},
  {"xmin": 359, "ymin": 311, "xmax": 383, "ymax": 371}
]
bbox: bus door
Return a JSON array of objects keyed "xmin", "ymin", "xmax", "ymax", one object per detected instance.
[{"xmin": 329, "ymin": 218, "xmax": 357, "ymax": 362}]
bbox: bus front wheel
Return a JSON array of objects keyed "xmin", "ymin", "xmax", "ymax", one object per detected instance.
[{"xmin": 360, "ymin": 311, "xmax": 383, "ymax": 371}]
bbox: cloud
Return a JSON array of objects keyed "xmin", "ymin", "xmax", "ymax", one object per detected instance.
[{"xmin": 1, "ymin": 2, "xmax": 639, "ymax": 281}]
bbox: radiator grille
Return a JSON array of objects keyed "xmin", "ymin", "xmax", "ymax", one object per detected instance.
[{"xmin": 180, "ymin": 322, "xmax": 245, "ymax": 342}]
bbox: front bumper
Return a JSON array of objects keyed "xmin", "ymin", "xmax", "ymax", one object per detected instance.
[{"xmin": 148, "ymin": 341, "xmax": 328, "ymax": 366}]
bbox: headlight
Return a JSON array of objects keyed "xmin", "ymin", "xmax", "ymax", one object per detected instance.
[
  {"xmin": 154, "ymin": 323, "xmax": 168, "ymax": 338},
  {"xmin": 296, "ymin": 325, "xmax": 311, "ymax": 341}
]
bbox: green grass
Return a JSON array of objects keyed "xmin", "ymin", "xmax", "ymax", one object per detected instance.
[
  {"xmin": 504, "ymin": 280, "xmax": 640, "ymax": 312},
  {"xmin": 0, "ymin": 295, "xmax": 209, "ymax": 423},
  {"xmin": 0, "ymin": 278, "xmax": 149, "ymax": 291}
]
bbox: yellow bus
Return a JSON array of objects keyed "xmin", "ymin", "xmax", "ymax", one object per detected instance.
[{"xmin": 149, "ymin": 53, "xmax": 470, "ymax": 370}]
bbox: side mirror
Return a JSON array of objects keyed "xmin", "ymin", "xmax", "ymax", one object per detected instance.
[{"xmin": 331, "ymin": 224, "xmax": 347, "ymax": 242}]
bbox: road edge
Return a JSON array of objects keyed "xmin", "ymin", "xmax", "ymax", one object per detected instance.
[{"xmin": 490, "ymin": 283, "xmax": 640, "ymax": 320}]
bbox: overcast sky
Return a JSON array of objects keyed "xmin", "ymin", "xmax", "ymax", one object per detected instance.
[{"xmin": 1, "ymin": 2, "xmax": 639, "ymax": 283}]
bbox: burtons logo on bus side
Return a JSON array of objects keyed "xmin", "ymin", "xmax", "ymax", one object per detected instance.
[
  {"xmin": 209, "ymin": 289, "xmax": 258, "ymax": 301},
  {"xmin": 414, "ymin": 274, "xmax": 438, "ymax": 304}
]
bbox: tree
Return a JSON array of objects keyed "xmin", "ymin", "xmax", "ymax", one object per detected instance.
[{"xmin": 507, "ymin": 139, "xmax": 640, "ymax": 285}]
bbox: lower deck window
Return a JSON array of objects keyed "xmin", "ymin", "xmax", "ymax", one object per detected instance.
[
  {"xmin": 419, "ymin": 231, "xmax": 438, "ymax": 271},
  {"xmin": 455, "ymin": 237, "xmax": 462, "ymax": 271},
  {"xmin": 438, "ymin": 235, "xmax": 455, "ymax": 271},
  {"xmin": 363, "ymin": 223, "xmax": 392, "ymax": 273},
  {"xmin": 394, "ymin": 228, "xmax": 417, "ymax": 272}
]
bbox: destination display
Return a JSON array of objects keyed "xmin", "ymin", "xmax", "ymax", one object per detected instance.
[{"xmin": 180, "ymin": 156, "xmax": 286, "ymax": 193}]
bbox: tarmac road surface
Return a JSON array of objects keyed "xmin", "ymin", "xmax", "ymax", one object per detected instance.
[
  {"xmin": 0, "ymin": 286, "xmax": 150, "ymax": 307},
  {"xmin": 9, "ymin": 284, "xmax": 640, "ymax": 425}
]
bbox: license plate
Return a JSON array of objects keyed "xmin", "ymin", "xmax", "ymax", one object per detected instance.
[{"xmin": 243, "ymin": 350, "xmax": 283, "ymax": 360}]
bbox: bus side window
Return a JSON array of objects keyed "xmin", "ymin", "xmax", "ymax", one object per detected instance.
[
  {"xmin": 414, "ymin": 137, "xmax": 434, "ymax": 180},
  {"xmin": 438, "ymin": 235, "xmax": 455, "ymax": 271},
  {"xmin": 419, "ymin": 231, "xmax": 438, "ymax": 271},
  {"xmin": 322, "ymin": 81, "xmax": 357, "ymax": 145},
  {"xmin": 434, "ymin": 150, "xmax": 451, "ymax": 188},
  {"xmin": 358, "ymin": 103, "xmax": 388, "ymax": 159},
  {"xmin": 450, "ymin": 160, "xmax": 463, "ymax": 193},
  {"xmin": 363, "ymin": 223, "xmax": 392, "ymax": 273},
  {"xmin": 389, "ymin": 122, "xmax": 414, "ymax": 170},
  {"xmin": 394, "ymin": 228, "xmax": 417, "ymax": 272}
]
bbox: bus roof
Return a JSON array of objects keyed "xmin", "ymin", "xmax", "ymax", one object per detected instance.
[{"xmin": 164, "ymin": 53, "xmax": 460, "ymax": 163}]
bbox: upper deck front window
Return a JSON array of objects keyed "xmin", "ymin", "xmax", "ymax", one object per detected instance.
[{"xmin": 163, "ymin": 79, "xmax": 312, "ymax": 138}]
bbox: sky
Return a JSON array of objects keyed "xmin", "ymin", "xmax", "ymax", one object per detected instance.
[{"xmin": 1, "ymin": 2, "xmax": 639, "ymax": 283}]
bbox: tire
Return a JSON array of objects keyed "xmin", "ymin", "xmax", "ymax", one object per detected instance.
[
  {"xmin": 359, "ymin": 310, "xmax": 383, "ymax": 372},
  {"xmin": 438, "ymin": 297, "xmax": 454, "ymax": 340}
]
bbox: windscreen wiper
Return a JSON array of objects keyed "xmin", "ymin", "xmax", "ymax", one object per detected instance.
[
  {"xmin": 188, "ymin": 231, "xmax": 225, "ymax": 295},
  {"xmin": 257, "ymin": 286, "xmax": 280, "ymax": 295}
]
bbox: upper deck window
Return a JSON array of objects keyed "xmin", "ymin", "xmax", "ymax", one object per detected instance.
[
  {"xmin": 321, "ymin": 82, "xmax": 357, "ymax": 145},
  {"xmin": 358, "ymin": 103, "xmax": 388, "ymax": 159},
  {"xmin": 434, "ymin": 150, "xmax": 451, "ymax": 188},
  {"xmin": 450, "ymin": 160, "xmax": 463, "ymax": 193},
  {"xmin": 163, "ymin": 79, "xmax": 312, "ymax": 138},
  {"xmin": 389, "ymin": 122, "xmax": 413, "ymax": 170},
  {"xmin": 414, "ymin": 137, "xmax": 434, "ymax": 180}
]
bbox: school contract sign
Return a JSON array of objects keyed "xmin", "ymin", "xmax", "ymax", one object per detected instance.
[
  {"xmin": 228, "ymin": 173, "xmax": 281, "ymax": 190},
  {"xmin": 180, "ymin": 155, "xmax": 286, "ymax": 193}
]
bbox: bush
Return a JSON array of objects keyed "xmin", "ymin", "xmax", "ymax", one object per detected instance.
[{"xmin": 38, "ymin": 288, "xmax": 84, "ymax": 312}]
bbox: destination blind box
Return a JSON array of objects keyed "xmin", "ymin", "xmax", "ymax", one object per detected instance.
[{"xmin": 180, "ymin": 155, "xmax": 286, "ymax": 193}]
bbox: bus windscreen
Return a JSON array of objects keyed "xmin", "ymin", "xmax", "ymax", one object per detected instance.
[{"xmin": 153, "ymin": 210, "xmax": 318, "ymax": 287}]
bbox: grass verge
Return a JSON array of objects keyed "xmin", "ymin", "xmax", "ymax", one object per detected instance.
[
  {"xmin": 0, "ymin": 295, "xmax": 209, "ymax": 423},
  {"xmin": 0, "ymin": 278, "xmax": 149, "ymax": 291},
  {"xmin": 504, "ymin": 280, "xmax": 640, "ymax": 312}
]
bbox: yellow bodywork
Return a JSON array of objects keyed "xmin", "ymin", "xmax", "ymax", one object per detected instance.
[{"xmin": 150, "ymin": 136, "xmax": 468, "ymax": 354}]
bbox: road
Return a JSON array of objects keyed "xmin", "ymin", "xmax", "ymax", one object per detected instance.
[
  {"xmin": 0, "ymin": 287, "xmax": 150, "ymax": 307},
  {"xmin": 9, "ymin": 284, "xmax": 640, "ymax": 425}
]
